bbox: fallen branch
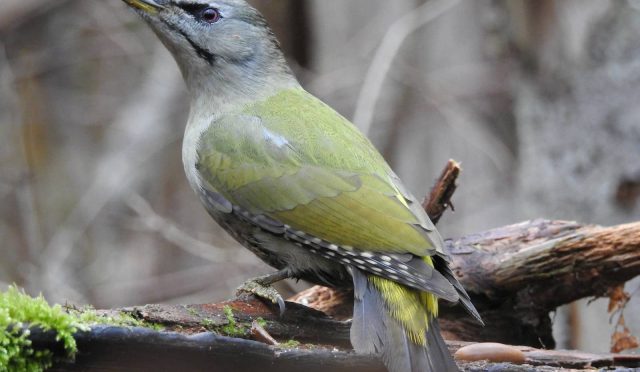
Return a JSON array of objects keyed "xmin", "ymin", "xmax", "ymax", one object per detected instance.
[
  {"xmin": 34, "ymin": 317, "xmax": 640, "ymax": 371},
  {"xmin": 293, "ymin": 219, "xmax": 640, "ymax": 347},
  {"xmin": 444, "ymin": 219, "xmax": 640, "ymax": 346}
]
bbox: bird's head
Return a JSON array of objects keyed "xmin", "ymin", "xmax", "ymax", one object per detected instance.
[{"xmin": 123, "ymin": 0, "xmax": 296, "ymax": 97}]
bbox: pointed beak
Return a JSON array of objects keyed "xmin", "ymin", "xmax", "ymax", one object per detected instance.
[{"xmin": 123, "ymin": 0, "xmax": 165, "ymax": 13}]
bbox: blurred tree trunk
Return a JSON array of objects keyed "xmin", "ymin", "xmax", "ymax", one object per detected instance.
[{"xmin": 508, "ymin": 0, "xmax": 640, "ymax": 352}]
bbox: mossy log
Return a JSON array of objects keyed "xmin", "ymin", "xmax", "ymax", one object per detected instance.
[
  {"xmin": 33, "ymin": 315, "xmax": 640, "ymax": 371},
  {"xmin": 32, "ymin": 215, "xmax": 640, "ymax": 371}
]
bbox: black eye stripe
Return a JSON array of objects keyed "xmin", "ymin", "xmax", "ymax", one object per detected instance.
[
  {"xmin": 177, "ymin": 3, "xmax": 221, "ymax": 23},
  {"xmin": 177, "ymin": 3, "xmax": 210, "ymax": 15}
]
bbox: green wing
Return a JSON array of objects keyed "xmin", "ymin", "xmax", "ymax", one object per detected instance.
[{"xmin": 197, "ymin": 88, "xmax": 442, "ymax": 256}]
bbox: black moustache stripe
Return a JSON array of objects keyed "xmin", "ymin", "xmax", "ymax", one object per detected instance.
[{"xmin": 162, "ymin": 20, "xmax": 216, "ymax": 66}]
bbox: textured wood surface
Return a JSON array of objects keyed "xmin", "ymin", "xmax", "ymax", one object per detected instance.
[
  {"xmin": 34, "ymin": 323, "xmax": 640, "ymax": 371},
  {"xmin": 294, "ymin": 219, "xmax": 640, "ymax": 347}
]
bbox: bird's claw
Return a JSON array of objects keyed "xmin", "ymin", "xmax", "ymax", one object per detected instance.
[{"xmin": 236, "ymin": 279, "xmax": 286, "ymax": 316}]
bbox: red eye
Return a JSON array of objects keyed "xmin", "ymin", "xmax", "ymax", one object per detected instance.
[{"xmin": 201, "ymin": 8, "xmax": 220, "ymax": 23}]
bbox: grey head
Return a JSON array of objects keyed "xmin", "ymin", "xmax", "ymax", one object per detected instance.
[{"xmin": 123, "ymin": 0, "xmax": 298, "ymax": 98}]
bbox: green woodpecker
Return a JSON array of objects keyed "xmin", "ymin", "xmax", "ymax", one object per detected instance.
[{"xmin": 122, "ymin": 1, "xmax": 482, "ymax": 371}]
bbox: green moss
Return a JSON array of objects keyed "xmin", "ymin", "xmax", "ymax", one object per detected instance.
[
  {"xmin": 0, "ymin": 285, "xmax": 84, "ymax": 372},
  {"xmin": 220, "ymin": 305, "xmax": 245, "ymax": 337},
  {"xmin": 186, "ymin": 307, "xmax": 199, "ymax": 317},
  {"xmin": 70, "ymin": 308, "xmax": 164, "ymax": 332},
  {"xmin": 255, "ymin": 317, "xmax": 267, "ymax": 328},
  {"xmin": 279, "ymin": 339, "xmax": 300, "ymax": 349},
  {"xmin": 0, "ymin": 286, "xmax": 169, "ymax": 372},
  {"xmin": 201, "ymin": 318, "xmax": 215, "ymax": 329}
]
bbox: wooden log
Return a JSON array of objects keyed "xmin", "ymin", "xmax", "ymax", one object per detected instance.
[
  {"xmin": 115, "ymin": 295, "xmax": 352, "ymax": 347},
  {"xmin": 32, "ymin": 324, "xmax": 639, "ymax": 371},
  {"xmin": 293, "ymin": 219, "xmax": 640, "ymax": 347},
  {"xmin": 444, "ymin": 219, "xmax": 640, "ymax": 346}
]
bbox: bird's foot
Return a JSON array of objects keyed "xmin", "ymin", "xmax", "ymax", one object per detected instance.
[{"xmin": 236, "ymin": 272, "xmax": 288, "ymax": 315}]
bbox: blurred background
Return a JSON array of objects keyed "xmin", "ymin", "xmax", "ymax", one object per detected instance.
[{"xmin": 1, "ymin": 0, "xmax": 639, "ymax": 353}]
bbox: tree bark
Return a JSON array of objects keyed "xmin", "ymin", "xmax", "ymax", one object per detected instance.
[
  {"xmin": 38, "ymin": 307, "xmax": 640, "ymax": 371},
  {"xmin": 291, "ymin": 219, "xmax": 640, "ymax": 347}
]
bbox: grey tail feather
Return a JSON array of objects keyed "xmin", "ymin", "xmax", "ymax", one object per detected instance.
[
  {"xmin": 350, "ymin": 267, "xmax": 460, "ymax": 372},
  {"xmin": 435, "ymin": 256, "xmax": 484, "ymax": 326},
  {"xmin": 425, "ymin": 317, "xmax": 459, "ymax": 372},
  {"xmin": 350, "ymin": 266, "xmax": 385, "ymax": 355}
]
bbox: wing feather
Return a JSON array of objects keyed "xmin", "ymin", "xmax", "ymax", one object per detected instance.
[{"xmin": 196, "ymin": 88, "xmax": 463, "ymax": 299}]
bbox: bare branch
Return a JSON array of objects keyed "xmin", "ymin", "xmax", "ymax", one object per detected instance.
[
  {"xmin": 38, "ymin": 48, "xmax": 184, "ymax": 303},
  {"xmin": 125, "ymin": 193, "xmax": 255, "ymax": 265},
  {"xmin": 352, "ymin": 0, "xmax": 461, "ymax": 134},
  {"xmin": 423, "ymin": 159, "xmax": 461, "ymax": 224}
]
